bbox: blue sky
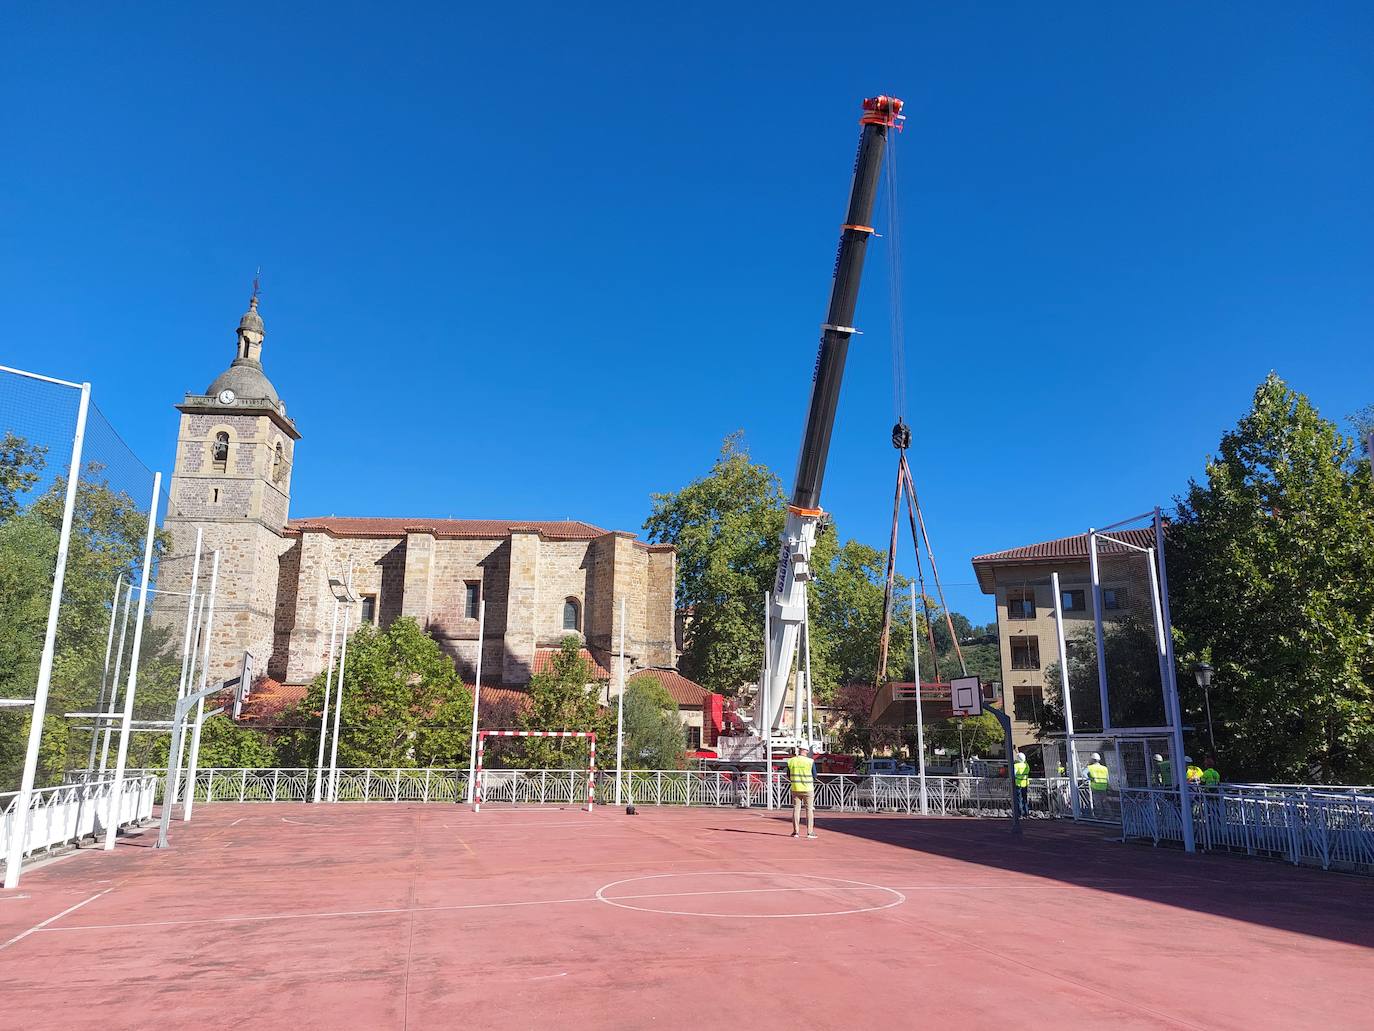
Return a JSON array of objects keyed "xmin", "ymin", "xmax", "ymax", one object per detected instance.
[{"xmin": 3, "ymin": 2, "xmax": 1370, "ymax": 620}]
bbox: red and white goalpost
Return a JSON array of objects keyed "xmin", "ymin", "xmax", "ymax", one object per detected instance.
[{"xmin": 473, "ymin": 730, "xmax": 596, "ymax": 813}]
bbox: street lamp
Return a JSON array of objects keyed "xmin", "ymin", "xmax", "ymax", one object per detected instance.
[{"xmin": 1192, "ymin": 662, "xmax": 1216, "ymax": 757}]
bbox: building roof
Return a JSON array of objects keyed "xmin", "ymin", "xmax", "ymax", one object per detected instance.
[
  {"xmin": 287, "ymin": 517, "xmax": 609, "ymax": 540},
  {"xmin": 470, "ymin": 685, "xmax": 532, "ymax": 715},
  {"xmin": 532, "ymin": 647, "xmax": 613, "ymax": 681},
  {"xmin": 628, "ymin": 667, "xmax": 712, "ymax": 708},
  {"xmin": 970, "ymin": 527, "xmax": 1159, "ymax": 593},
  {"xmin": 225, "ymin": 677, "xmax": 308, "ymax": 726}
]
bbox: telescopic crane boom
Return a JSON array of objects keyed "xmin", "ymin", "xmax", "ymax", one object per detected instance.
[{"xmin": 757, "ymin": 94, "xmax": 903, "ymax": 738}]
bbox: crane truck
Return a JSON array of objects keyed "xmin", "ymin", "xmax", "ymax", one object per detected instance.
[{"xmin": 751, "ymin": 94, "xmax": 905, "ymax": 749}]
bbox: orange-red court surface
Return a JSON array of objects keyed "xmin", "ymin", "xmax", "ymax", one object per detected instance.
[{"xmin": 1, "ymin": 803, "xmax": 1370, "ymax": 1031}]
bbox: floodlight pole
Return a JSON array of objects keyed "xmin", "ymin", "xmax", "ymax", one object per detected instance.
[
  {"xmin": 100, "ymin": 585, "xmax": 135, "ymax": 772},
  {"xmin": 763, "ymin": 591, "xmax": 773, "ymax": 810},
  {"xmin": 313, "ymin": 594, "xmax": 342, "ymax": 803},
  {"xmin": 88, "ymin": 573, "xmax": 125, "ymax": 771},
  {"xmin": 615, "ymin": 598, "xmax": 626, "ymax": 806},
  {"xmin": 910, "ymin": 583, "xmax": 928, "ymax": 815},
  {"xmin": 1087, "ymin": 529, "xmax": 1111, "ymax": 731},
  {"xmin": 327, "ymin": 566, "xmax": 355, "ymax": 803},
  {"xmin": 4, "ymin": 382, "xmax": 90, "ymax": 889},
  {"xmin": 183, "ymin": 551, "xmax": 220, "ymax": 822},
  {"xmin": 464, "ymin": 598, "xmax": 486, "ymax": 804},
  {"xmin": 1153, "ymin": 508, "xmax": 1195, "ymax": 854},
  {"xmin": 1051, "ymin": 572, "xmax": 1082, "ymax": 822},
  {"xmin": 175, "ymin": 530, "xmax": 204, "ymax": 703},
  {"xmin": 102, "ymin": 471, "xmax": 162, "ymax": 853}
]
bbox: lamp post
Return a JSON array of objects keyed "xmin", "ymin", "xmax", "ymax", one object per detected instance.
[{"xmin": 1192, "ymin": 661, "xmax": 1216, "ymax": 757}]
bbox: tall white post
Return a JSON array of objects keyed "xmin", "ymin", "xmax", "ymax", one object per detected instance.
[
  {"xmin": 171, "ymin": 592, "xmax": 206, "ymax": 804},
  {"xmin": 464, "ymin": 598, "xmax": 486, "ymax": 803},
  {"xmin": 100, "ymin": 585, "xmax": 135, "ymax": 772},
  {"xmin": 183, "ymin": 551, "xmax": 220, "ymax": 822},
  {"xmin": 4, "ymin": 383, "xmax": 90, "ymax": 889},
  {"xmin": 1087, "ymin": 529, "xmax": 1111, "ymax": 731},
  {"xmin": 763, "ymin": 591, "xmax": 773, "ymax": 810},
  {"xmin": 1153, "ymin": 508, "xmax": 1196, "ymax": 854},
  {"xmin": 615, "ymin": 597, "xmax": 626, "ymax": 806},
  {"xmin": 910, "ymin": 583, "xmax": 928, "ymax": 815},
  {"xmin": 87, "ymin": 574, "xmax": 125, "ymax": 770},
  {"xmin": 312, "ymin": 596, "xmax": 342, "ymax": 803},
  {"xmin": 102, "ymin": 471, "xmax": 162, "ymax": 853},
  {"xmin": 175, "ymin": 530, "xmax": 204, "ymax": 702},
  {"xmin": 1051, "ymin": 572, "xmax": 1081, "ymax": 822},
  {"xmin": 326, "ymin": 568, "xmax": 355, "ymax": 803},
  {"xmin": 1144, "ymin": 548, "xmax": 1174, "ymax": 725}
]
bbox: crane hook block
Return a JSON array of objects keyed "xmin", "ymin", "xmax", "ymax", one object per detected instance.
[
  {"xmin": 892, "ymin": 422, "xmax": 912, "ymax": 450},
  {"xmin": 861, "ymin": 95, "xmax": 905, "ymax": 128}
]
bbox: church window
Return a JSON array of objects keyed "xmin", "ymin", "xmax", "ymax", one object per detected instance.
[
  {"xmin": 273, "ymin": 441, "xmax": 284, "ymax": 483},
  {"xmin": 562, "ymin": 598, "xmax": 581, "ymax": 632},
  {"xmin": 464, "ymin": 582, "xmax": 481, "ymax": 619},
  {"xmin": 211, "ymin": 488, "xmax": 220, "ymax": 505},
  {"xmin": 360, "ymin": 594, "xmax": 377, "ymax": 625},
  {"xmin": 212, "ymin": 432, "xmax": 229, "ymax": 473}
]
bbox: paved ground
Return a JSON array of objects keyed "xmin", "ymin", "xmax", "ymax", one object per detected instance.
[{"xmin": 1, "ymin": 803, "xmax": 1370, "ymax": 1030}]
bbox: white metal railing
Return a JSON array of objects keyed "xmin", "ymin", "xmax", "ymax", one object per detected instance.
[
  {"xmin": 80, "ymin": 767, "xmax": 1061, "ymax": 815},
  {"xmin": 0, "ymin": 775, "xmax": 157, "ymax": 860},
  {"xmin": 1121, "ymin": 785, "xmax": 1374, "ymax": 873}
]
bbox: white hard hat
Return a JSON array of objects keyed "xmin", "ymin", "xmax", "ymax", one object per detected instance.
[
  {"xmin": 1184, "ymin": 755, "xmax": 1193, "ymax": 763},
  {"xmin": 1091, "ymin": 752, "xmax": 1101, "ymax": 762},
  {"xmin": 1154, "ymin": 754, "xmax": 1164, "ymax": 762},
  {"xmin": 1016, "ymin": 752, "xmax": 1026, "ymax": 761}
]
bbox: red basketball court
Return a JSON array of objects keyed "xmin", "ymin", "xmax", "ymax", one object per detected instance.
[{"xmin": 1, "ymin": 803, "xmax": 1370, "ymax": 1030}]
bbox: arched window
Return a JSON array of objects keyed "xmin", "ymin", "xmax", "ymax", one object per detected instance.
[
  {"xmin": 212, "ymin": 431, "xmax": 229, "ymax": 473},
  {"xmin": 272, "ymin": 441, "xmax": 284, "ymax": 483},
  {"xmin": 562, "ymin": 598, "xmax": 581, "ymax": 632}
]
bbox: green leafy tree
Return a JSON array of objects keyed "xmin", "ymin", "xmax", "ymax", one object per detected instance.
[
  {"xmin": 0, "ymin": 433, "xmax": 45, "ymax": 521},
  {"xmin": 1034, "ymin": 616, "xmax": 1167, "ymax": 737},
  {"xmin": 512, "ymin": 636, "xmax": 608, "ymax": 768},
  {"xmin": 621, "ymin": 675, "xmax": 686, "ymax": 769},
  {"xmin": 1169, "ymin": 374, "xmax": 1374, "ymax": 783},
  {"xmin": 276, "ymin": 617, "xmax": 472, "ymax": 768},
  {"xmin": 141, "ymin": 714, "xmax": 278, "ymax": 769},
  {"xmin": 925, "ymin": 711, "xmax": 1006, "ymax": 765}
]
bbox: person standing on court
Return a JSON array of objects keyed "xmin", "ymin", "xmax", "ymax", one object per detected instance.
[
  {"xmin": 1085, "ymin": 752, "xmax": 1110, "ymax": 813},
  {"xmin": 786, "ymin": 746, "xmax": 816, "ymax": 839},
  {"xmin": 1013, "ymin": 751, "xmax": 1031, "ymax": 817}
]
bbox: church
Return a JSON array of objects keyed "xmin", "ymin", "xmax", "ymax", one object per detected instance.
[{"xmin": 158, "ymin": 295, "xmax": 678, "ymax": 701}]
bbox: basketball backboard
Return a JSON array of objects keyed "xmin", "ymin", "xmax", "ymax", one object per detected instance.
[{"xmin": 950, "ymin": 675, "xmax": 983, "ymax": 717}]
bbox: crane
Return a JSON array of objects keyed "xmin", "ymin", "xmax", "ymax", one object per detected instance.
[{"xmin": 755, "ymin": 94, "xmax": 904, "ymax": 744}]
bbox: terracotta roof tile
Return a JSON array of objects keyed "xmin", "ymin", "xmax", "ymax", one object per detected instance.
[
  {"xmin": 285, "ymin": 517, "xmax": 609, "ymax": 541},
  {"xmin": 628, "ymin": 667, "xmax": 712, "ymax": 707},
  {"xmin": 226, "ymin": 677, "xmax": 308, "ymax": 725},
  {"xmin": 971, "ymin": 527, "xmax": 1157, "ymax": 565},
  {"xmin": 532, "ymin": 647, "xmax": 612, "ymax": 681}
]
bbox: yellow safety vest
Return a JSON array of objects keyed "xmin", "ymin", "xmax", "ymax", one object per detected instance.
[
  {"xmin": 1086, "ymin": 763, "xmax": 1109, "ymax": 791},
  {"xmin": 1186, "ymin": 765, "xmax": 1203, "ymax": 784},
  {"xmin": 1013, "ymin": 760, "xmax": 1030, "ymax": 788},
  {"xmin": 785, "ymin": 755, "xmax": 815, "ymax": 793}
]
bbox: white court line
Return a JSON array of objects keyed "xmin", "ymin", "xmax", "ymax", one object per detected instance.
[
  {"xmin": 0, "ymin": 889, "xmax": 112, "ymax": 952},
  {"xmin": 0, "ymin": 894, "xmax": 31, "ymax": 902},
  {"xmin": 596, "ymin": 872, "xmax": 906, "ymax": 919}
]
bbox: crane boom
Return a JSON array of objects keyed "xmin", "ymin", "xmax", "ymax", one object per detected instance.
[{"xmin": 757, "ymin": 95, "xmax": 903, "ymax": 738}]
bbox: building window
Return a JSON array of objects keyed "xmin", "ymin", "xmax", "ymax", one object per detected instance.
[
  {"xmin": 684, "ymin": 726, "xmax": 701, "ymax": 750},
  {"xmin": 1010, "ymin": 636, "xmax": 1040, "ymax": 670},
  {"xmin": 360, "ymin": 594, "xmax": 377, "ymax": 625},
  {"xmin": 1104, "ymin": 587, "xmax": 1127, "ymax": 610},
  {"xmin": 562, "ymin": 598, "xmax": 581, "ymax": 632},
  {"xmin": 272, "ymin": 441, "xmax": 284, "ymax": 483},
  {"xmin": 464, "ymin": 581, "xmax": 481, "ymax": 619},
  {"xmin": 1006, "ymin": 587, "xmax": 1035, "ymax": 620},
  {"xmin": 1061, "ymin": 589, "xmax": 1085, "ymax": 612},
  {"xmin": 212, "ymin": 431, "xmax": 229, "ymax": 473},
  {"xmin": 210, "ymin": 487, "xmax": 221, "ymax": 505},
  {"xmin": 1013, "ymin": 687, "xmax": 1042, "ymax": 722}
]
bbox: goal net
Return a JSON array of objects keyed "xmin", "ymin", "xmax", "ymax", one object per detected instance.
[{"xmin": 473, "ymin": 730, "xmax": 596, "ymax": 813}]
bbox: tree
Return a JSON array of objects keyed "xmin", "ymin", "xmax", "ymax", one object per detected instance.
[
  {"xmin": 925, "ymin": 711, "xmax": 1005, "ymax": 765},
  {"xmin": 276, "ymin": 617, "xmax": 472, "ymax": 768},
  {"xmin": 1033, "ymin": 616, "xmax": 1168, "ymax": 737},
  {"xmin": 513, "ymin": 636, "xmax": 608, "ymax": 768},
  {"xmin": 0, "ymin": 433, "xmax": 45, "ymax": 521},
  {"xmin": 621, "ymin": 675, "xmax": 686, "ymax": 769},
  {"xmin": 1169, "ymin": 374, "xmax": 1374, "ymax": 783},
  {"xmin": 830, "ymin": 681, "xmax": 903, "ymax": 759},
  {"xmin": 141, "ymin": 714, "xmax": 277, "ymax": 769}
]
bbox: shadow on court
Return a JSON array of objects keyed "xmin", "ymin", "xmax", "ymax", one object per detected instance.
[{"xmin": 814, "ymin": 813, "xmax": 1374, "ymax": 949}]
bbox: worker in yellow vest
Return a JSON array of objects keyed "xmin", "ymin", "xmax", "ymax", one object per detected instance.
[
  {"xmin": 785, "ymin": 747, "xmax": 817, "ymax": 839},
  {"xmin": 1013, "ymin": 751, "xmax": 1031, "ymax": 817},
  {"xmin": 1201, "ymin": 756, "xmax": 1221, "ymax": 789},
  {"xmin": 1085, "ymin": 752, "xmax": 1110, "ymax": 812},
  {"xmin": 1185, "ymin": 756, "xmax": 1203, "ymax": 786}
]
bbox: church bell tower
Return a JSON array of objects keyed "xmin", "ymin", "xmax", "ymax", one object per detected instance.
[{"xmin": 162, "ymin": 293, "xmax": 300, "ymax": 681}]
